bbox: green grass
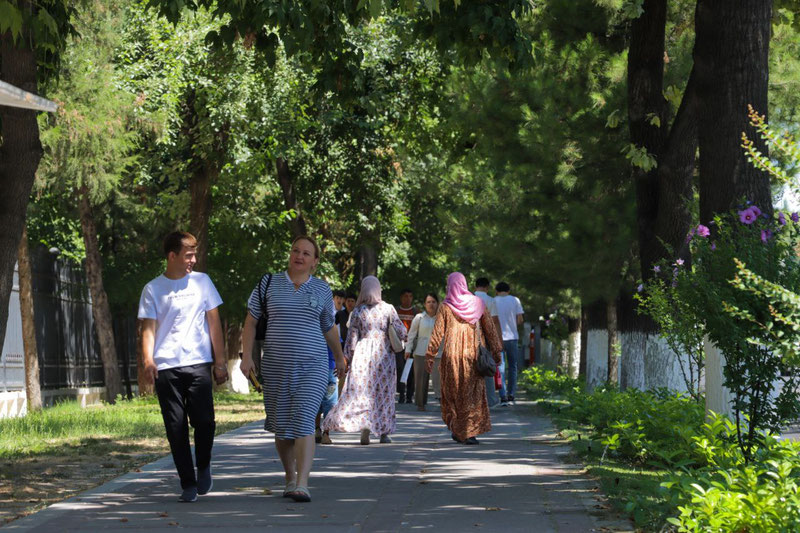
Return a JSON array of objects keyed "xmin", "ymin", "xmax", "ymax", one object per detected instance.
[
  {"xmin": 0, "ymin": 390, "xmax": 263, "ymax": 459},
  {"xmin": 527, "ymin": 395, "xmax": 674, "ymax": 531}
]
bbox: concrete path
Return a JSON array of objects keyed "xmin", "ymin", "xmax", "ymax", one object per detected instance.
[{"xmin": 5, "ymin": 400, "xmax": 632, "ymax": 532}]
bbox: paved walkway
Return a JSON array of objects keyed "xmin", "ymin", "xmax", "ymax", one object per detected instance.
[{"xmin": 5, "ymin": 400, "xmax": 632, "ymax": 532}]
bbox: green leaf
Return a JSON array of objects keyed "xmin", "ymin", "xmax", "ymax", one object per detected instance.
[{"xmin": 0, "ymin": 0, "xmax": 24, "ymax": 41}]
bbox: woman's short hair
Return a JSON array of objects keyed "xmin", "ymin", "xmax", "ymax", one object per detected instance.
[
  {"xmin": 424, "ymin": 292, "xmax": 439, "ymax": 303},
  {"xmin": 292, "ymin": 235, "xmax": 320, "ymax": 259},
  {"xmin": 163, "ymin": 231, "xmax": 197, "ymax": 258}
]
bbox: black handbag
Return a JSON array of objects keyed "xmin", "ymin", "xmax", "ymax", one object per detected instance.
[
  {"xmin": 475, "ymin": 321, "xmax": 496, "ymax": 377},
  {"xmin": 255, "ymin": 273, "xmax": 273, "ymax": 341}
]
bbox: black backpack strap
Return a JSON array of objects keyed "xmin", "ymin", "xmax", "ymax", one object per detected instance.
[{"xmin": 259, "ymin": 273, "xmax": 273, "ymax": 319}]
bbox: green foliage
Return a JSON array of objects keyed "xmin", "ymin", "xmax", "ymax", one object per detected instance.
[
  {"xmin": 522, "ymin": 366, "xmax": 800, "ymax": 531},
  {"xmin": 635, "ymin": 269, "xmax": 705, "ymax": 401},
  {"xmin": 664, "ymin": 423, "xmax": 800, "ymax": 532},
  {"xmin": 440, "ymin": 6, "xmax": 636, "ymax": 310},
  {"xmin": 541, "ymin": 309, "xmax": 570, "ymax": 345},
  {"xmin": 146, "ymin": 0, "xmax": 533, "ymax": 97},
  {"xmin": 0, "ymin": 0, "xmax": 77, "ymax": 81}
]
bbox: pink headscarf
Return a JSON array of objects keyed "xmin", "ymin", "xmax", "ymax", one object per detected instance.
[
  {"xmin": 354, "ymin": 276, "xmax": 382, "ymax": 308},
  {"xmin": 443, "ymin": 272, "xmax": 485, "ymax": 324}
]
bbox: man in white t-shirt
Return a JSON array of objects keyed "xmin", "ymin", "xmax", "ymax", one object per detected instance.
[
  {"xmin": 138, "ymin": 231, "xmax": 227, "ymax": 503},
  {"xmin": 492, "ymin": 281, "xmax": 524, "ymax": 403},
  {"xmin": 474, "ymin": 277, "xmax": 501, "ymax": 408}
]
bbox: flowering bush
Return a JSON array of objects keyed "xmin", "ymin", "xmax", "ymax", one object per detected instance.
[
  {"xmin": 540, "ymin": 308, "xmax": 569, "ymax": 345},
  {"xmin": 639, "ymin": 110, "xmax": 800, "ymax": 461}
]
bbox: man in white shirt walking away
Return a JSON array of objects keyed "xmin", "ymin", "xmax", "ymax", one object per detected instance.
[
  {"xmin": 474, "ymin": 277, "xmax": 500, "ymax": 408},
  {"xmin": 492, "ymin": 281, "xmax": 524, "ymax": 403},
  {"xmin": 138, "ymin": 231, "xmax": 228, "ymax": 503}
]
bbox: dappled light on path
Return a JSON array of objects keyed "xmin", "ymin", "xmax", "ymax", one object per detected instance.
[{"xmin": 6, "ymin": 400, "xmax": 632, "ymax": 532}]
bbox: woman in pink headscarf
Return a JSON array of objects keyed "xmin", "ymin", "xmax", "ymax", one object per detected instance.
[
  {"xmin": 425, "ymin": 272, "xmax": 503, "ymax": 444},
  {"xmin": 322, "ymin": 276, "xmax": 407, "ymax": 445}
]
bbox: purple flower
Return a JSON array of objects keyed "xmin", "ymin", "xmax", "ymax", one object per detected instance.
[
  {"xmin": 739, "ymin": 208, "xmax": 757, "ymax": 225},
  {"xmin": 793, "ymin": 213, "xmax": 800, "ymax": 223},
  {"xmin": 676, "ymin": 259, "xmax": 685, "ymax": 266},
  {"xmin": 779, "ymin": 212, "xmax": 787, "ymax": 226},
  {"xmin": 685, "ymin": 230, "xmax": 694, "ymax": 243},
  {"xmin": 761, "ymin": 229, "xmax": 772, "ymax": 242},
  {"xmin": 671, "ymin": 280, "xmax": 678, "ymax": 288},
  {"xmin": 653, "ymin": 265, "xmax": 661, "ymax": 273},
  {"xmin": 545, "ymin": 320, "xmax": 551, "ymax": 326},
  {"xmin": 711, "ymin": 242, "xmax": 717, "ymax": 251},
  {"xmin": 696, "ymin": 225, "xmax": 710, "ymax": 237},
  {"xmin": 637, "ymin": 283, "xmax": 644, "ymax": 293},
  {"xmin": 750, "ymin": 206, "xmax": 762, "ymax": 217}
]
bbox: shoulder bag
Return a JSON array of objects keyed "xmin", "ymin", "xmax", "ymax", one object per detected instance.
[
  {"xmin": 255, "ymin": 273, "xmax": 273, "ymax": 341},
  {"xmin": 388, "ymin": 315, "xmax": 406, "ymax": 353},
  {"xmin": 475, "ymin": 319, "xmax": 496, "ymax": 377}
]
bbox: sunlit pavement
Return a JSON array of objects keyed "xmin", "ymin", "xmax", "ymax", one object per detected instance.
[{"xmin": 5, "ymin": 399, "xmax": 633, "ymax": 532}]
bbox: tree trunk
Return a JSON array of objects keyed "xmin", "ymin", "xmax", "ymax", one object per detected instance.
[
  {"xmin": 189, "ymin": 163, "xmax": 216, "ymax": 273},
  {"xmin": 136, "ymin": 319, "xmax": 154, "ymax": 396},
  {"xmin": 357, "ymin": 241, "xmax": 379, "ymax": 279},
  {"xmin": 0, "ymin": 16, "xmax": 43, "ymax": 359},
  {"xmin": 17, "ymin": 226, "xmax": 42, "ymax": 411},
  {"xmin": 695, "ymin": 0, "xmax": 772, "ymax": 221},
  {"xmin": 225, "ymin": 320, "xmax": 241, "ymax": 362},
  {"xmin": 655, "ymin": 68, "xmax": 698, "ymax": 261},
  {"xmin": 567, "ymin": 316, "xmax": 581, "ymax": 379},
  {"xmin": 627, "ymin": 0, "xmax": 668, "ymax": 279},
  {"xmin": 77, "ymin": 185, "xmax": 122, "ymax": 403},
  {"xmin": 579, "ymin": 306, "xmax": 588, "ymax": 379},
  {"xmin": 276, "ymin": 157, "xmax": 308, "ymax": 238},
  {"xmin": 607, "ymin": 299, "xmax": 619, "ymax": 386}
]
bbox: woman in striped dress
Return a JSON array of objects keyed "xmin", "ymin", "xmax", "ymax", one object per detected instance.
[{"xmin": 241, "ymin": 236, "xmax": 346, "ymax": 503}]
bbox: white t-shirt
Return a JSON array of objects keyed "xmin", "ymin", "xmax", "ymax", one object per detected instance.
[
  {"xmin": 137, "ymin": 272, "xmax": 223, "ymax": 371},
  {"xmin": 492, "ymin": 294, "xmax": 524, "ymax": 341},
  {"xmin": 474, "ymin": 290, "xmax": 496, "ymax": 316}
]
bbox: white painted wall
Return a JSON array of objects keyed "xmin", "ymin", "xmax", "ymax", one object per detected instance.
[
  {"xmin": 585, "ymin": 330, "xmax": 691, "ymax": 394},
  {"xmin": 703, "ymin": 336, "xmax": 734, "ymax": 420}
]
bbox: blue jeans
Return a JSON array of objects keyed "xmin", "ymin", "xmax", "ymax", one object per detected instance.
[
  {"xmin": 503, "ymin": 340, "xmax": 519, "ymax": 398},
  {"xmin": 497, "ymin": 357, "xmax": 507, "ymax": 400},
  {"xmin": 318, "ymin": 369, "xmax": 339, "ymax": 417}
]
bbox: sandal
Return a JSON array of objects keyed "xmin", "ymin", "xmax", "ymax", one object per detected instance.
[
  {"xmin": 320, "ymin": 431, "xmax": 332, "ymax": 445},
  {"xmin": 282, "ymin": 480, "xmax": 297, "ymax": 497},
  {"xmin": 287, "ymin": 485, "xmax": 311, "ymax": 502}
]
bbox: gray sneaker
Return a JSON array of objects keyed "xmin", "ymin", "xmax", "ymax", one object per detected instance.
[
  {"xmin": 197, "ymin": 466, "xmax": 212, "ymax": 495},
  {"xmin": 179, "ymin": 486, "xmax": 198, "ymax": 502}
]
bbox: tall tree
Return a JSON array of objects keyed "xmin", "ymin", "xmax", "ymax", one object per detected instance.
[
  {"xmin": 695, "ymin": 0, "xmax": 772, "ymax": 220},
  {"xmin": 36, "ymin": 2, "xmax": 138, "ymax": 402},
  {"xmin": 0, "ymin": 0, "xmax": 75, "ymax": 362}
]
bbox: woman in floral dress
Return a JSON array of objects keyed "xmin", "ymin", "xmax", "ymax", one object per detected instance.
[
  {"xmin": 426, "ymin": 272, "xmax": 503, "ymax": 444},
  {"xmin": 322, "ymin": 276, "xmax": 407, "ymax": 445}
]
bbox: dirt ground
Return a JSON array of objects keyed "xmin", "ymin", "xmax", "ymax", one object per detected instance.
[{"xmin": 0, "ymin": 406, "xmax": 263, "ymax": 525}]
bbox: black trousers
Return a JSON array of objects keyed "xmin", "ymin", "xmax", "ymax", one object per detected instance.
[
  {"xmin": 155, "ymin": 363, "xmax": 216, "ymax": 489},
  {"xmin": 395, "ymin": 352, "xmax": 414, "ymax": 402}
]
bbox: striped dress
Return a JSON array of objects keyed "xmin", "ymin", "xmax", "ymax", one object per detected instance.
[{"xmin": 248, "ymin": 272, "xmax": 334, "ymax": 439}]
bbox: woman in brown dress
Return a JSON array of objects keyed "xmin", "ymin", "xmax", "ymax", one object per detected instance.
[{"xmin": 425, "ymin": 272, "xmax": 503, "ymax": 444}]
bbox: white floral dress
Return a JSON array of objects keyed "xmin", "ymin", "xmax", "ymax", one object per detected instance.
[{"xmin": 322, "ymin": 301, "xmax": 407, "ymax": 436}]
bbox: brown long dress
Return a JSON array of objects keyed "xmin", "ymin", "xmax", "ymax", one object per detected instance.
[{"xmin": 425, "ymin": 304, "xmax": 503, "ymax": 441}]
